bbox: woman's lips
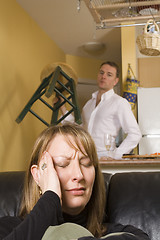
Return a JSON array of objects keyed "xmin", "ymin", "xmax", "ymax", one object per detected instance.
[{"xmin": 67, "ymin": 188, "xmax": 85, "ymax": 196}]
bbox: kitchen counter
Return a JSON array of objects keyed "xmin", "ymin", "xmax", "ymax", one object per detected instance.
[{"xmin": 99, "ymin": 155, "xmax": 160, "ymax": 173}]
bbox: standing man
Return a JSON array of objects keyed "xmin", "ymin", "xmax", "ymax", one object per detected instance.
[{"xmin": 60, "ymin": 61, "xmax": 141, "ymax": 159}]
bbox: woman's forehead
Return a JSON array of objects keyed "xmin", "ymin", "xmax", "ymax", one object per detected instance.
[{"xmin": 48, "ymin": 134, "xmax": 85, "ymax": 153}]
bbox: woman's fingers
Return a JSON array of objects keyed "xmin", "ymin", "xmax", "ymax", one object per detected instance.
[{"xmin": 38, "ymin": 151, "xmax": 62, "ymax": 200}]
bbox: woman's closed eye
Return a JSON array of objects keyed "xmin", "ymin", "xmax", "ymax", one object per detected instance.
[
  {"xmin": 53, "ymin": 156, "xmax": 92, "ymax": 168},
  {"xmin": 80, "ymin": 157, "xmax": 92, "ymax": 167},
  {"xmin": 53, "ymin": 157, "xmax": 70, "ymax": 168}
]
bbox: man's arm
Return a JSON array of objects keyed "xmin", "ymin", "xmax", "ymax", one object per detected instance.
[{"xmin": 114, "ymin": 99, "xmax": 142, "ymax": 159}]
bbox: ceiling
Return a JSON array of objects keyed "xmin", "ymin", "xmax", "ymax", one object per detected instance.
[
  {"xmin": 16, "ymin": 0, "xmax": 122, "ymax": 62},
  {"xmin": 16, "ymin": 0, "xmax": 160, "ymax": 63}
]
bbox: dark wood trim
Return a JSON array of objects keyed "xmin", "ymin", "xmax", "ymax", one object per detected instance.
[{"xmin": 99, "ymin": 158, "xmax": 160, "ymax": 167}]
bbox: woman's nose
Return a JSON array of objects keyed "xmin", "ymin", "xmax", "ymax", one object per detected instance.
[{"xmin": 71, "ymin": 161, "xmax": 83, "ymax": 181}]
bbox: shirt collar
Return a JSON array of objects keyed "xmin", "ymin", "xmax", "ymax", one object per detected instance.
[{"xmin": 92, "ymin": 89, "xmax": 115, "ymax": 100}]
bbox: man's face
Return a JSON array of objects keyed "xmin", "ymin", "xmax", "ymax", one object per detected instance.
[{"xmin": 97, "ymin": 64, "xmax": 119, "ymax": 92}]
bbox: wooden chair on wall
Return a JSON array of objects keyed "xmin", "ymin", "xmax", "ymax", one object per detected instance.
[{"xmin": 15, "ymin": 66, "xmax": 81, "ymax": 126}]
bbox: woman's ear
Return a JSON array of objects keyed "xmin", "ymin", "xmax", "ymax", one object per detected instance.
[{"xmin": 31, "ymin": 165, "xmax": 39, "ymax": 185}]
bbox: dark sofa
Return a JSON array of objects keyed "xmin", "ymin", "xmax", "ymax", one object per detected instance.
[{"xmin": 0, "ymin": 171, "xmax": 160, "ymax": 240}]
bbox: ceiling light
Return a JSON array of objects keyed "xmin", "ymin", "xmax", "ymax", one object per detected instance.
[{"xmin": 82, "ymin": 41, "xmax": 105, "ymax": 53}]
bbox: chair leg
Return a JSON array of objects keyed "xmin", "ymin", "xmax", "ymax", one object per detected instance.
[{"xmin": 15, "ymin": 78, "xmax": 49, "ymax": 124}]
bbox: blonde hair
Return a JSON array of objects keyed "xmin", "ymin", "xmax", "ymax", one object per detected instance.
[{"xmin": 19, "ymin": 123, "xmax": 106, "ymax": 237}]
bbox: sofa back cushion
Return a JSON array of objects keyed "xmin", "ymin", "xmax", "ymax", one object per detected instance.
[
  {"xmin": 106, "ymin": 172, "xmax": 160, "ymax": 240},
  {"xmin": 0, "ymin": 171, "xmax": 160, "ymax": 240},
  {"xmin": 0, "ymin": 172, "xmax": 112, "ymax": 218},
  {"xmin": 0, "ymin": 171, "xmax": 25, "ymax": 217}
]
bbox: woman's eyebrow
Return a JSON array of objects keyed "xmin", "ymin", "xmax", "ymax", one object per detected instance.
[{"xmin": 52, "ymin": 156, "xmax": 69, "ymax": 160}]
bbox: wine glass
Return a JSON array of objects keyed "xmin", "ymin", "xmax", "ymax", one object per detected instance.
[{"xmin": 104, "ymin": 133, "xmax": 112, "ymax": 154}]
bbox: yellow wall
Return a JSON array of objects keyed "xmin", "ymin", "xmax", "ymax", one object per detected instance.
[
  {"xmin": 0, "ymin": 0, "xmax": 66, "ymax": 171},
  {"xmin": 121, "ymin": 25, "xmax": 138, "ymax": 115},
  {"xmin": 66, "ymin": 54, "xmax": 102, "ymax": 80},
  {"xmin": 121, "ymin": 25, "xmax": 138, "ymax": 153},
  {"xmin": 0, "ymin": 0, "xmax": 104, "ymax": 172},
  {"xmin": 121, "ymin": 25, "xmax": 137, "ymax": 88},
  {"xmin": 138, "ymin": 57, "xmax": 160, "ymax": 87}
]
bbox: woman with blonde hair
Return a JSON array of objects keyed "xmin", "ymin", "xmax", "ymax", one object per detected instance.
[{"xmin": 0, "ymin": 123, "xmax": 149, "ymax": 240}]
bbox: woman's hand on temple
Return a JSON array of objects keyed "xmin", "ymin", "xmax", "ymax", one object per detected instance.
[{"xmin": 37, "ymin": 151, "xmax": 62, "ymax": 201}]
